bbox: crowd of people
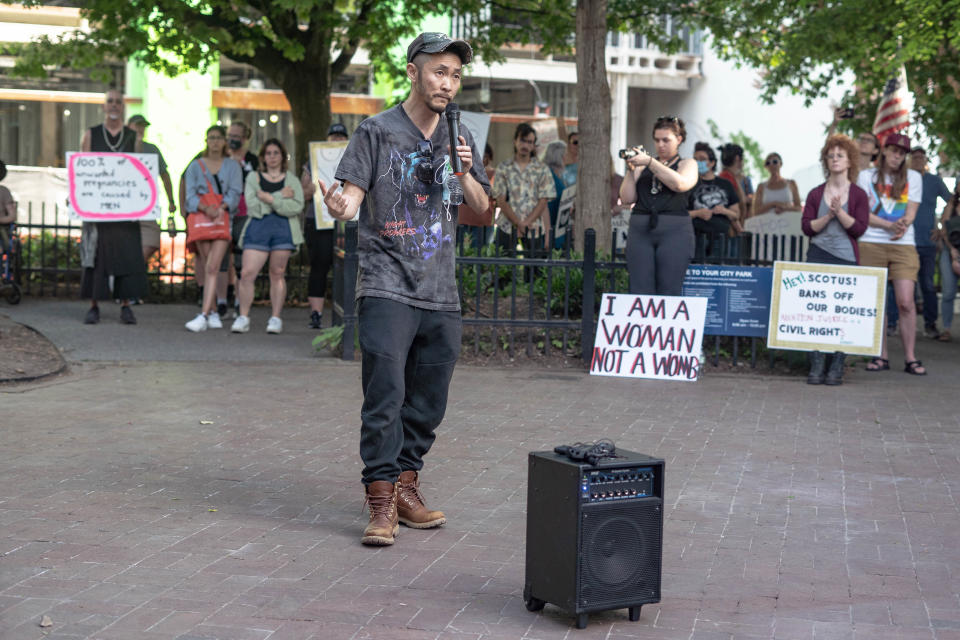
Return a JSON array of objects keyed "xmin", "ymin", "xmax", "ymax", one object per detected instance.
[
  {"xmin": 3, "ymin": 81, "xmax": 958, "ymax": 381},
  {"xmin": 614, "ymin": 113, "xmax": 959, "ymax": 384},
  {"xmin": 62, "ymin": 89, "xmax": 352, "ymax": 334}
]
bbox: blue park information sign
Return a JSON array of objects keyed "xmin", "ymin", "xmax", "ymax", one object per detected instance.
[{"xmin": 682, "ymin": 265, "xmax": 773, "ymax": 337}]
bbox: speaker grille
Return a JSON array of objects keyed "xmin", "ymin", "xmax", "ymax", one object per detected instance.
[{"xmin": 578, "ymin": 497, "xmax": 662, "ymax": 608}]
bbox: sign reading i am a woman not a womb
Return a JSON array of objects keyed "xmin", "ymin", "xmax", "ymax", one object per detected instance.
[
  {"xmin": 66, "ymin": 152, "xmax": 160, "ymax": 221},
  {"xmin": 590, "ymin": 293, "xmax": 707, "ymax": 382},
  {"xmin": 767, "ymin": 261, "xmax": 886, "ymax": 356}
]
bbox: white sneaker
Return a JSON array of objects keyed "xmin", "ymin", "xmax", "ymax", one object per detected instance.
[
  {"xmin": 206, "ymin": 313, "xmax": 223, "ymax": 329},
  {"xmin": 185, "ymin": 313, "xmax": 208, "ymax": 332},
  {"xmin": 266, "ymin": 316, "xmax": 283, "ymax": 334},
  {"xmin": 231, "ymin": 315, "xmax": 250, "ymax": 333}
]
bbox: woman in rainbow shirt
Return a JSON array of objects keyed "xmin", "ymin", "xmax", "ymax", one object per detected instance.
[{"xmin": 855, "ymin": 133, "xmax": 925, "ymax": 375}]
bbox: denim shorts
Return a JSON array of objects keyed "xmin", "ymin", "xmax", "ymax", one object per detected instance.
[{"xmin": 242, "ymin": 213, "xmax": 295, "ymax": 251}]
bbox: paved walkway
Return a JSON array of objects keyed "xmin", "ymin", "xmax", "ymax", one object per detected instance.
[{"xmin": 2, "ymin": 299, "xmax": 960, "ymax": 639}]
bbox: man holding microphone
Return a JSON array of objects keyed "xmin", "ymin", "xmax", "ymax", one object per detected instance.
[{"xmin": 318, "ymin": 32, "xmax": 489, "ymax": 546}]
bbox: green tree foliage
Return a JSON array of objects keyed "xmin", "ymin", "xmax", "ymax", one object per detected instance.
[
  {"xmin": 8, "ymin": 0, "xmax": 459, "ymax": 169},
  {"xmin": 696, "ymin": 0, "xmax": 960, "ymax": 164}
]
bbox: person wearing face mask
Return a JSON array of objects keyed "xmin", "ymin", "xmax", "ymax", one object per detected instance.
[
  {"xmin": 687, "ymin": 142, "xmax": 740, "ymax": 258},
  {"xmin": 801, "ymin": 134, "xmax": 870, "ymax": 385},
  {"xmin": 856, "ymin": 133, "xmax": 925, "ymax": 375}
]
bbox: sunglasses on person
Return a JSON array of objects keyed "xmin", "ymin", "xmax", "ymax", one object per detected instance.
[
  {"xmin": 415, "ymin": 139, "xmax": 434, "ymax": 184},
  {"xmin": 656, "ymin": 115, "xmax": 679, "ymax": 124}
]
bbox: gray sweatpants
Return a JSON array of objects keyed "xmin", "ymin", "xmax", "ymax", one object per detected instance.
[{"xmin": 626, "ymin": 214, "xmax": 695, "ymax": 295}]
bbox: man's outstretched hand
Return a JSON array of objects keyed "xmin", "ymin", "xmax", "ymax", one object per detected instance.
[{"xmin": 318, "ymin": 179, "xmax": 356, "ymax": 221}]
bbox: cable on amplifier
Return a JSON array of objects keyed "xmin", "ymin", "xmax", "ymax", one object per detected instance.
[{"xmin": 553, "ymin": 439, "xmax": 618, "ymax": 466}]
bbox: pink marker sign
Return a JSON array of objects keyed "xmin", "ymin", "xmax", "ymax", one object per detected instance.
[{"xmin": 67, "ymin": 152, "xmax": 160, "ymax": 221}]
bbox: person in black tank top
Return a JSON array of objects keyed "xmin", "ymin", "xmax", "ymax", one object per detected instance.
[
  {"xmin": 79, "ymin": 89, "xmax": 147, "ymax": 325},
  {"xmin": 618, "ymin": 116, "xmax": 699, "ymax": 295}
]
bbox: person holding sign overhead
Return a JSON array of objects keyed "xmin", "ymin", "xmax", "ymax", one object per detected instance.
[
  {"xmin": 183, "ymin": 126, "xmax": 243, "ymax": 332},
  {"xmin": 619, "ymin": 116, "xmax": 699, "ymax": 295},
  {"xmin": 855, "ymin": 133, "xmax": 925, "ymax": 375},
  {"xmin": 79, "ymin": 89, "xmax": 146, "ymax": 326},
  {"xmin": 801, "ymin": 134, "xmax": 870, "ymax": 384}
]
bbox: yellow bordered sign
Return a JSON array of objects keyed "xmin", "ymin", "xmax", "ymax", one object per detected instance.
[{"xmin": 767, "ymin": 261, "xmax": 886, "ymax": 357}]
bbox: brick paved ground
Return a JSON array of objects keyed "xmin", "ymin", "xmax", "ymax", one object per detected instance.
[{"xmin": 2, "ymin": 301, "xmax": 960, "ymax": 639}]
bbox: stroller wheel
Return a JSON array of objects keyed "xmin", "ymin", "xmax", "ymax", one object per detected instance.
[{"xmin": 5, "ymin": 283, "xmax": 21, "ymax": 304}]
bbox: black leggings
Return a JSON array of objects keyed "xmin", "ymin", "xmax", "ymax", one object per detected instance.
[
  {"xmin": 305, "ymin": 224, "xmax": 334, "ymax": 298},
  {"xmin": 626, "ymin": 214, "xmax": 695, "ymax": 295}
]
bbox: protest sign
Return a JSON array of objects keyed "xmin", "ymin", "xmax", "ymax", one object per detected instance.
[
  {"xmin": 743, "ymin": 210, "xmax": 803, "ymax": 238},
  {"xmin": 460, "ymin": 111, "xmax": 491, "ymax": 160},
  {"xmin": 309, "ymin": 141, "xmax": 348, "ymax": 230},
  {"xmin": 67, "ymin": 152, "xmax": 160, "ymax": 221},
  {"xmin": 555, "ymin": 184, "xmax": 575, "ymax": 245},
  {"xmin": 682, "ymin": 265, "xmax": 773, "ymax": 337},
  {"xmin": 590, "ymin": 293, "xmax": 707, "ymax": 381},
  {"xmin": 612, "ymin": 207, "xmax": 629, "ymax": 251},
  {"xmin": 767, "ymin": 261, "xmax": 886, "ymax": 356}
]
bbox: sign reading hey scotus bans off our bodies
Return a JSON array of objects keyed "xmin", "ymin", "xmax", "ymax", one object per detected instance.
[
  {"xmin": 767, "ymin": 261, "xmax": 886, "ymax": 356},
  {"xmin": 67, "ymin": 152, "xmax": 161, "ymax": 221},
  {"xmin": 590, "ymin": 294, "xmax": 707, "ymax": 382}
]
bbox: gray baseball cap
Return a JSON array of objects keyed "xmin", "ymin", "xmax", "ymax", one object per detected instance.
[{"xmin": 406, "ymin": 32, "xmax": 473, "ymax": 65}]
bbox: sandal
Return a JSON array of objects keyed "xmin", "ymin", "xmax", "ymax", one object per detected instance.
[
  {"xmin": 938, "ymin": 330, "xmax": 952, "ymax": 342},
  {"xmin": 904, "ymin": 360, "xmax": 927, "ymax": 376},
  {"xmin": 865, "ymin": 357, "xmax": 889, "ymax": 371}
]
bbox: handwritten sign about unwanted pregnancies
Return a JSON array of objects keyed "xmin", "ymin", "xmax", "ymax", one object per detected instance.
[
  {"xmin": 767, "ymin": 261, "xmax": 886, "ymax": 356},
  {"xmin": 67, "ymin": 152, "xmax": 160, "ymax": 221},
  {"xmin": 590, "ymin": 294, "xmax": 707, "ymax": 382}
]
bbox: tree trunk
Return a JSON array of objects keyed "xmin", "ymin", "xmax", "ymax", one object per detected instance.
[
  {"xmin": 280, "ymin": 66, "xmax": 333, "ymax": 175},
  {"xmin": 574, "ymin": 0, "xmax": 612, "ymax": 254}
]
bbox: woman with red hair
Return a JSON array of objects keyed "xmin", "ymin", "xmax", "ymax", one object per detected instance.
[{"xmin": 800, "ymin": 134, "xmax": 870, "ymax": 385}]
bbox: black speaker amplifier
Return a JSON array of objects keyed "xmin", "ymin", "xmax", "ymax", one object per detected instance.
[{"xmin": 524, "ymin": 449, "xmax": 664, "ymax": 629}]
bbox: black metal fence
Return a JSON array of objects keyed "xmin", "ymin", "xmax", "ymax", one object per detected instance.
[
  {"xmin": 11, "ymin": 203, "xmax": 316, "ymax": 302},
  {"xmin": 331, "ymin": 222, "xmax": 807, "ymax": 366},
  {"xmin": 10, "ymin": 208, "xmax": 807, "ymax": 368}
]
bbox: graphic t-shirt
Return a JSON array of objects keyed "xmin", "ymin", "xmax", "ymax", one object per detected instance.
[
  {"xmin": 856, "ymin": 167, "xmax": 922, "ymax": 245},
  {"xmin": 688, "ymin": 176, "xmax": 739, "ymax": 234},
  {"xmin": 335, "ymin": 104, "xmax": 490, "ymax": 311}
]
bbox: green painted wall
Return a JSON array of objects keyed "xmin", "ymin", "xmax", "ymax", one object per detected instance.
[{"xmin": 125, "ymin": 60, "xmax": 218, "ymax": 217}]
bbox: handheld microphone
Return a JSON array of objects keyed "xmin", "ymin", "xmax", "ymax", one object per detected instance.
[{"xmin": 445, "ymin": 103, "xmax": 463, "ymax": 176}]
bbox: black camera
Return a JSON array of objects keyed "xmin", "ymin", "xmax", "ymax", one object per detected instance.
[
  {"xmin": 618, "ymin": 146, "xmax": 645, "ymax": 159},
  {"xmin": 837, "ymin": 107, "xmax": 855, "ymax": 119}
]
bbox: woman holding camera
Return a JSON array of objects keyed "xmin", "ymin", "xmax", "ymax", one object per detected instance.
[
  {"xmin": 619, "ymin": 116, "xmax": 699, "ymax": 295},
  {"xmin": 936, "ymin": 183, "xmax": 960, "ymax": 342}
]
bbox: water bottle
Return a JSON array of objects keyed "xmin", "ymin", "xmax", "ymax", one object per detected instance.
[{"xmin": 166, "ymin": 215, "xmax": 176, "ymax": 237}]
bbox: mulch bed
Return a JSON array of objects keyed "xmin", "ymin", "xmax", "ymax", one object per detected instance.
[{"xmin": 0, "ymin": 315, "xmax": 67, "ymax": 383}]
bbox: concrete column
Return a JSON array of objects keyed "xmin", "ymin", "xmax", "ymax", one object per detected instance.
[{"xmin": 608, "ymin": 72, "xmax": 629, "ymax": 166}]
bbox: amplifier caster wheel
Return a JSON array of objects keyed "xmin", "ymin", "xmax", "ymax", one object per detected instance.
[
  {"xmin": 524, "ymin": 596, "xmax": 545, "ymax": 612},
  {"xmin": 629, "ymin": 605, "xmax": 642, "ymax": 621},
  {"xmin": 575, "ymin": 613, "xmax": 588, "ymax": 629}
]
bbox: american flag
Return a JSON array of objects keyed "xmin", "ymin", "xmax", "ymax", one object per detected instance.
[{"xmin": 872, "ymin": 66, "xmax": 910, "ymax": 145}]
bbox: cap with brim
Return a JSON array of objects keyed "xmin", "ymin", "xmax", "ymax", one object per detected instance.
[
  {"xmin": 406, "ymin": 32, "xmax": 473, "ymax": 65},
  {"xmin": 910, "ymin": 145, "xmax": 925, "ymax": 154},
  {"xmin": 128, "ymin": 114, "xmax": 150, "ymax": 126},
  {"xmin": 884, "ymin": 133, "xmax": 910, "ymax": 152},
  {"xmin": 327, "ymin": 123, "xmax": 348, "ymax": 137}
]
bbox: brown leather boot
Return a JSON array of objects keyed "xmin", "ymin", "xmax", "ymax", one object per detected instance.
[
  {"xmin": 361, "ymin": 481, "xmax": 399, "ymax": 546},
  {"xmin": 396, "ymin": 470, "xmax": 446, "ymax": 529}
]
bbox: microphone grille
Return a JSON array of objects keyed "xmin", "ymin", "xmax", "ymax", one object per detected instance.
[{"xmin": 445, "ymin": 102, "xmax": 460, "ymax": 115}]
